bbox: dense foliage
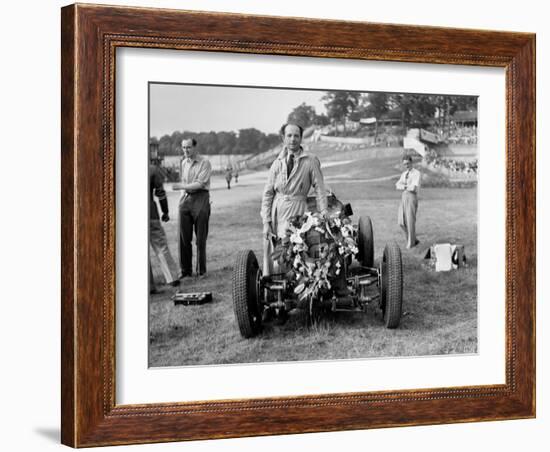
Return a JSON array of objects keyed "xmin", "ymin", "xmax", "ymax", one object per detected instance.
[
  {"xmin": 152, "ymin": 91, "xmax": 477, "ymax": 156},
  {"xmin": 151, "ymin": 129, "xmax": 280, "ymax": 156},
  {"xmin": 272, "ymin": 211, "xmax": 359, "ymax": 302}
]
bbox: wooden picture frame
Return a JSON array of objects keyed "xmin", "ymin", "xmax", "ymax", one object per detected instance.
[{"xmin": 61, "ymin": 3, "xmax": 535, "ymax": 447}]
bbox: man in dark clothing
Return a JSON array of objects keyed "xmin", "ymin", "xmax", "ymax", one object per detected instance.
[
  {"xmin": 149, "ymin": 163, "xmax": 180, "ymax": 292},
  {"xmin": 225, "ymin": 167, "xmax": 233, "ymax": 189},
  {"xmin": 173, "ymin": 138, "xmax": 212, "ymax": 277}
]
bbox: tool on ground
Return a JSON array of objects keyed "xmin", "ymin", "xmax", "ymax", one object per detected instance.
[{"xmin": 172, "ymin": 291, "xmax": 213, "ymax": 306}]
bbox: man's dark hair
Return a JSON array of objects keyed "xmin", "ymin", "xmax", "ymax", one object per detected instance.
[
  {"xmin": 280, "ymin": 123, "xmax": 304, "ymax": 138},
  {"xmin": 182, "ymin": 138, "xmax": 197, "ymax": 147}
]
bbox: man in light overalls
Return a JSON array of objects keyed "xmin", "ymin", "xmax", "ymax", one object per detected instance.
[{"xmin": 260, "ymin": 123, "xmax": 328, "ymax": 275}]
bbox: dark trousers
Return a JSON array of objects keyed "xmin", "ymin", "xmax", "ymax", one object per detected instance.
[{"xmin": 178, "ymin": 191, "xmax": 210, "ymax": 275}]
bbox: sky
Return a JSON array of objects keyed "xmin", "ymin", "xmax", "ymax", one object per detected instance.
[{"xmin": 149, "ymin": 83, "xmax": 327, "ymax": 138}]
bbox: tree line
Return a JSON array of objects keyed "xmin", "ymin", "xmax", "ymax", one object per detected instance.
[
  {"xmin": 152, "ymin": 91, "xmax": 476, "ymax": 156},
  {"xmin": 151, "ymin": 129, "xmax": 281, "ymax": 157},
  {"xmin": 287, "ymin": 91, "xmax": 477, "ymax": 136}
]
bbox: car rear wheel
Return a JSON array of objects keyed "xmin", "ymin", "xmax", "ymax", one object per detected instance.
[
  {"xmin": 379, "ymin": 242, "xmax": 403, "ymax": 329},
  {"xmin": 357, "ymin": 216, "xmax": 374, "ymax": 268},
  {"xmin": 232, "ymin": 250, "xmax": 263, "ymax": 338}
]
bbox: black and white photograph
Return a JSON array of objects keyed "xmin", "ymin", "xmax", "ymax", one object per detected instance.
[
  {"xmin": 3, "ymin": 0, "xmax": 544, "ymax": 450},
  {"xmin": 147, "ymin": 83, "xmax": 479, "ymax": 367}
]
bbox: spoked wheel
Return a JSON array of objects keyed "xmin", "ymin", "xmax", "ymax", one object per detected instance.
[
  {"xmin": 379, "ymin": 242, "xmax": 403, "ymax": 329},
  {"xmin": 357, "ymin": 216, "xmax": 374, "ymax": 268},
  {"xmin": 232, "ymin": 250, "xmax": 263, "ymax": 338}
]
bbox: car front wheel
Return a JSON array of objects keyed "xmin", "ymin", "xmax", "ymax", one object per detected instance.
[{"xmin": 232, "ymin": 250, "xmax": 263, "ymax": 338}]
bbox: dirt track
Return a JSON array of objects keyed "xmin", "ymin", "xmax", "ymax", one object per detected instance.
[{"xmin": 165, "ymin": 159, "xmax": 399, "ymax": 211}]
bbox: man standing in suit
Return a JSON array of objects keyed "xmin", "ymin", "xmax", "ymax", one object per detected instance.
[{"xmin": 395, "ymin": 155, "xmax": 421, "ymax": 248}]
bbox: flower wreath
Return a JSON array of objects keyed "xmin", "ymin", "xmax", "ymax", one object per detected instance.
[{"xmin": 271, "ymin": 211, "xmax": 359, "ymax": 302}]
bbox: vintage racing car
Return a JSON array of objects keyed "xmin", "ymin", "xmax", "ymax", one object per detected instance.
[{"xmin": 232, "ymin": 194, "xmax": 403, "ymax": 338}]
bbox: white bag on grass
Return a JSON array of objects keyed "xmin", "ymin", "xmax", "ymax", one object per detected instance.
[{"xmin": 424, "ymin": 243, "xmax": 466, "ymax": 272}]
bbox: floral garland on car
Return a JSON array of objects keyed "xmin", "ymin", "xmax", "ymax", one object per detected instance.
[{"xmin": 271, "ymin": 211, "xmax": 359, "ymax": 302}]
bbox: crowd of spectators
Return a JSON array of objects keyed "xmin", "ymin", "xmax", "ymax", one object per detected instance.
[
  {"xmin": 424, "ymin": 148, "xmax": 478, "ymax": 175},
  {"xmin": 439, "ymin": 124, "xmax": 478, "ymax": 145},
  {"xmin": 430, "ymin": 158, "xmax": 478, "ymax": 174}
]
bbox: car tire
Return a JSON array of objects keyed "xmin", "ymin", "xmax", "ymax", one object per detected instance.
[
  {"xmin": 232, "ymin": 250, "xmax": 263, "ymax": 338},
  {"xmin": 380, "ymin": 242, "xmax": 403, "ymax": 329},
  {"xmin": 357, "ymin": 216, "xmax": 374, "ymax": 268}
]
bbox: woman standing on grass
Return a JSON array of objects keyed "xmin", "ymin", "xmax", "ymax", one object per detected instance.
[{"xmin": 396, "ymin": 155, "xmax": 421, "ymax": 248}]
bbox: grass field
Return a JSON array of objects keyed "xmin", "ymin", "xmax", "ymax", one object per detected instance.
[{"xmin": 149, "ymin": 147, "xmax": 478, "ymax": 367}]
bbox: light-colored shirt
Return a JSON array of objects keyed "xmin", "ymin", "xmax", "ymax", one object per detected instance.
[
  {"xmin": 180, "ymin": 155, "xmax": 212, "ymax": 191},
  {"xmin": 261, "ymin": 147, "xmax": 327, "ymax": 233},
  {"xmin": 396, "ymin": 167, "xmax": 421, "ymax": 193}
]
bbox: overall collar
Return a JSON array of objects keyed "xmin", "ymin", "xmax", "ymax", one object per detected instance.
[
  {"xmin": 184, "ymin": 154, "xmax": 201, "ymax": 164},
  {"xmin": 277, "ymin": 146, "xmax": 305, "ymax": 161}
]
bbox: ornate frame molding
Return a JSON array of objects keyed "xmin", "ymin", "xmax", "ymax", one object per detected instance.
[{"xmin": 61, "ymin": 4, "xmax": 535, "ymax": 447}]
